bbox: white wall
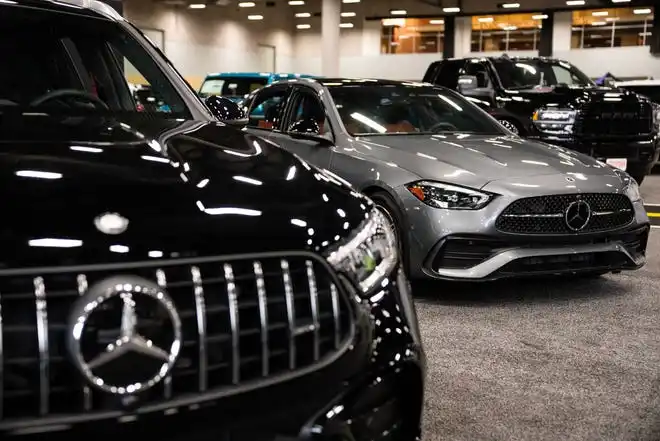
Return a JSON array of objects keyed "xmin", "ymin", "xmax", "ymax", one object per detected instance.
[{"xmin": 123, "ymin": 0, "xmax": 296, "ymax": 88}]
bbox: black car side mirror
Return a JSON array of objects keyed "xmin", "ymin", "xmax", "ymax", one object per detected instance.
[
  {"xmin": 287, "ymin": 118, "xmax": 333, "ymax": 145},
  {"xmin": 205, "ymin": 95, "xmax": 248, "ymax": 128}
]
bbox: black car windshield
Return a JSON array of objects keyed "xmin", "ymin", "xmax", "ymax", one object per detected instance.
[
  {"xmin": 0, "ymin": 4, "xmax": 191, "ymax": 118},
  {"xmin": 326, "ymin": 83, "xmax": 505, "ymax": 136},
  {"xmin": 491, "ymin": 59, "xmax": 594, "ymax": 90},
  {"xmin": 199, "ymin": 77, "xmax": 269, "ymax": 98}
]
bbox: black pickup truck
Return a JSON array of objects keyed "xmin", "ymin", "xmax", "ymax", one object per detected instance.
[{"xmin": 423, "ymin": 56, "xmax": 660, "ymax": 184}]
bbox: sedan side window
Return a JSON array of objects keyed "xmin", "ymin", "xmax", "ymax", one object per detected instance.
[
  {"xmin": 247, "ymin": 88, "xmax": 288, "ymax": 131},
  {"xmin": 290, "ymin": 90, "xmax": 330, "ymax": 135}
]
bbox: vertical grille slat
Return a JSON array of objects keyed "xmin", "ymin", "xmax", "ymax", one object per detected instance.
[
  {"xmin": 224, "ymin": 263, "xmax": 240, "ymax": 385},
  {"xmin": 253, "ymin": 261, "xmax": 269, "ymax": 377},
  {"xmin": 280, "ymin": 259, "xmax": 296, "ymax": 370},
  {"xmin": 33, "ymin": 277, "xmax": 49, "ymax": 416},
  {"xmin": 191, "ymin": 266, "xmax": 207, "ymax": 392},
  {"xmin": 0, "ymin": 254, "xmax": 352, "ymax": 425},
  {"xmin": 156, "ymin": 269, "xmax": 172, "ymax": 399},
  {"xmin": 75, "ymin": 274, "xmax": 92, "ymax": 411}
]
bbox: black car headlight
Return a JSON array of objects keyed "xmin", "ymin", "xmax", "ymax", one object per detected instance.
[
  {"xmin": 326, "ymin": 208, "xmax": 398, "ymax": 294},
  {"xmin": 407, "ymin": 181, "xmax": 494, "ymax": 210},
  {"xmin": 532, "ymin": 108, "xmax": 576, "ymax": 135}
]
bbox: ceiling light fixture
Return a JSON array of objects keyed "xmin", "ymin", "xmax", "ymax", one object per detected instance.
[
  {"xmin": 295, "ymin": 12, "xmax": 311, "ymax": 17},
  {"xmin": 633, "ymin": 8, "xmax": 652, "ymax": 14},
  {"xmin": 341, "ymin": 11, "xmax": 356, "ymax": 17},
  {"xmin": 297, "ymin": 23, "xmax": 311, "ymax": 29},
  {"xmin": 591, "ymin": 21, "xmax": 606, "ymax": 25},
  {"xmin": 248, "ymin": 14, "xmax": 263, "ymax": 19},
  {"xmin": 501, "ymin": 3, "xmax": 520, "ymax": 8},
  {"xmin": 390, "ymin": 9, "xmax": 406, "ymax": 15},
  {"xmin": 188, "ymin": 3, "xmax": 206, "ymax": 8},
  {"xmin": 532, "ymin": 14, "xmax": 548, "ymax": 19},
  {"xmin": 443, "ymin": 6, "xmax": 460, "ymax": 12},
  {"xmin": 503, "ymin": 25, "xmax": 517, "ymax": 30},
  {"xmin": 288, "ymin": 0, "xmax": 304, "ymax": 5},
  {"xmin": 238, "ymin": 1, "xmax": 254, "ymax": 6},
  {"xmin": 429, "ymin": 19, "xmax": 444, "ymax": 24},
  {"xmin": 611, "ymin": 0, "xmax": 630, "ymax": 2},
  {"xmin": 478, "ymin": 17, "xmax": 494, "ymax": 22},
  {"xmin": 592, "ymin": 11, "xmax": 608, "ymax": 16},
  {"xmin": 605, "ymin": 17, "xmax": 620, "ymax": 21},
  {"xmin": 342, "ymin": 0, "xmax": 360, "ymax": 3},
  {"xmin": 339, "ymin": 22, "xmax": 354, "ymax": 28},
  {"xmin": 566, "ymin": 0, "xmax": 585, "ymax": 5}
]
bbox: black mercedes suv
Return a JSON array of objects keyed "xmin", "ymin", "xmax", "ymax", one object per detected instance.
[
  {"xmin": 0, "ymin": 1, "xmax": 424, "ymax": 440},
  {"xmin": 424, "ymin": 56, "xmax": 660, "ymax": 184}
]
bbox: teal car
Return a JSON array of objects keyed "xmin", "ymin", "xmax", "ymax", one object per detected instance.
[{"xmin": 198, "ymin": 72, "xmax": 316, "ymax": 102}]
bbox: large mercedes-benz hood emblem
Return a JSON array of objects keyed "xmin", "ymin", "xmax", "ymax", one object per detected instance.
[
  {"xmin": 67, "ymin": 276, "xmax": 182, "ymax": 395},
  {"xmin": 565, "ymin": 200, "xmax": 592, "ymax": 231}
]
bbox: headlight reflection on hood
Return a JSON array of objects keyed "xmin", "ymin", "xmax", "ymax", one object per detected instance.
[
  {"xmin": 407, "ymin": 181, "xmax": 494, "ymax": 210},
  {"xmin": 326, "ymin": 208, "xmax": 398, "ymax": 295}
]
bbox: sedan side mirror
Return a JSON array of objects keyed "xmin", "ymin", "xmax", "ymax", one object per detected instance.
[
  {"xmin": 287, "ymin": 118, "xmax": 333, "ymax": 145},
  {"xmin": 458, "ymin": 75, "xmax": 479, "ymax": 92},
  {"xmin": 205, "ymin": 95, "xmax": 248, "ymax": 128}
]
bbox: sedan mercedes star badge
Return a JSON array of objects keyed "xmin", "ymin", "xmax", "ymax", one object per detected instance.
[{"xmin": 67, "ymin": 275, "xmax": 182, "ymax": 395}]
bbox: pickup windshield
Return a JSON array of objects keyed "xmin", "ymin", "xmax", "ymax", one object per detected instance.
[
  {"xmin": 0, "ymin": 4, "xmax": 190, "ymax": 118},
  {"xmin": 492, "ymin": 59, "xmax": 594, "ymax": 90},
  {"xmin": 326, "ymin": 82, "xmax": 505, "ymax": 136}
]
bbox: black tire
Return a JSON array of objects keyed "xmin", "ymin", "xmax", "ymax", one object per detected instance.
[{"xmin": 369, "ymin": 191, "xmax": 410, "ymax": 276}]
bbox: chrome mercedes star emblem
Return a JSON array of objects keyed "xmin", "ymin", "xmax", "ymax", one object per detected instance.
[
  {"xmin": 565, "ymin": 200, "xmax": 592, "ymax": 231},
  {"xmin": 67, "ymin": 276, "xmax": 182, "ymax": 395}
]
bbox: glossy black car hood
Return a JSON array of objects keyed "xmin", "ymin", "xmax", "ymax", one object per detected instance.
[{"xmin": 0, "ymin": 115, "xmax": 371, "ymax": 269}]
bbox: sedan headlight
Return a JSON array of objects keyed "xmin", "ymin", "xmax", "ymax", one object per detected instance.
[
  {"xmin": 326, "ymin": 208, "xmax": 398, "ymax": 294},
  {"xmin": 532, "ymin": 108, "xmax": 577, "ymax": 135},
  {"xmin": 407, "ymin": 181, "xmax": 494, "ymax": 210},
  {"xmin": 624, "ymin": 177, "xmax": 642, "ymax": 202}
]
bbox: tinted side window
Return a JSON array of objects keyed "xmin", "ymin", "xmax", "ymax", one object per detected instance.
[
  {"xmin": 247, "ymin": 88, "xmax": 288, "ymax": 131},
  {"xmin": 432, "ymin": 60, "xmax": 463, "ymax": 90},
  {"xmin": 289, "ymin": 89, "xmax": 330, "ymax": 135},
  {"xmin": 463, "ymin": 62, "xmax": 492, "ymax": 88}
]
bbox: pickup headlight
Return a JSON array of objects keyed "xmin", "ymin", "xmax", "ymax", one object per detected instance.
[
  {"xmin": 532, "ymin": 108, "xmax": 576, "ymax": 134},
  {"xmin": 407, "ymin": 181, "xmax": 494, "ymax": 210},
  {"xmin": 624, "ymin": 177, "xmax": 642, "ymax": 202},
  {"xmin": 326, "ymin": 208, "xmax": 398, "ymax": 294}
]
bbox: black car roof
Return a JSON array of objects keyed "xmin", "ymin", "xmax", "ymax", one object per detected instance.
[
  {"xmin": 317, "ymin": 78, "xmax": 431, "ymax": 87},
  {"xmin": 4, "ymin": 0, "xmax": 119, "ymax": 20}
]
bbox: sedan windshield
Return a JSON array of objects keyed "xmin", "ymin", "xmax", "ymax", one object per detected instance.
[
  {"xmin": 326, "ymin": 83, "xmax": 505, "ymax": 136},
  {"xmin": 199, "ymin": 77, "xmax": 269, "ymax": 98},
  {"xmin": 0, "ymin": 4, "xmax": 190, "ymax": 118},
  {"xmin": 491, "ymin": 59, "xmax": 594, "ymax": 90}
]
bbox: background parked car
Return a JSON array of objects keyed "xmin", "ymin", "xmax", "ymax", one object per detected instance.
[{"xmin": 197, "ymin": 71, "xmax": 316, "ymax": 102}]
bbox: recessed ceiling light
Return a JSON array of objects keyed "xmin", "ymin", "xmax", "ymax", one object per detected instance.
[
  {"xmin": 605, "ymin": 17, "xmax": 620, "ymax": 21},
  {"xmin": 566, "ymin": 0, "xmax": 585, "ymax": 5},
  {"xmin": 16, "ymin": 170, "xmax": 62, "ymax": 179},
  {"xmin": 188, "ymin": 3, "xmax": 206, "ymax": 8},
  {"xmin": 342, "ymin": 0, "xmax": 360, "ymax": 3},
  {"xmin": 390, "ymin": 9, "xmax": 406, "ymax": 15},
  {"xmin": 611, "ymin": 0, "xmax": 630, "ymax": 3},
  {"xmin": 248, "ymin": 14, "xmax": 263, "ymax": 19},
  {"xmin": 501, "ymin": 3, "xmax": 520, "ymax": 8},
  {"xmin": 592, "ymin": 11, "xmax": 608, "ymax": 16},
  {"xmin": 532, "ymin": 14, "xmax": 548, "ymax": 19},
  {"xmin": 443, "ymin": 6, "xmax": 460, "ymax": 12},
  {"xmin": 478, "ymin": 17, "xmax": 494, "ymax": 22},
  {"xmin": 634, "ymin": 8, "xmax": 652, "ymax": 14},
  {"xmin": 339, "ymin": 22, "xmax": 354, "ymax": 28},
  {"xmin": 297, "ymin": 23, "xmax": 311, "ymax": 29},
  {"xmin": 295, "ymin": 12, "xmax": 311, "ymax": 17},
  {"xmin": 341, "ymin": 11, "xmax": 356, "ymax": 17},
  {"xmin": 288, "ymin": 0, "xmax": 304, "ymax": 5},
  {"xmin": 591, "ymin": 21, "xmax": 606, "ymax": 26},
  {"xmin": 429, "ymin": 19, "xmax": 444, "ymax": 24},
  {"xmin": 503, "ymin": 25, "xmax": 517, "ymax": 30},
  {"xmin": 238, "ymin": 1, "xmax": 254, "ymax": 6}
]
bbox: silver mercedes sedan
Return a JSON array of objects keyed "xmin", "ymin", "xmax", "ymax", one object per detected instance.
[{"xmin": 235, "ymin": 78, "xmax": 649, "ymax": 281}]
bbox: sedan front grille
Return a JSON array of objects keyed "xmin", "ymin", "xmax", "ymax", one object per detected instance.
[
  {"xmin": 496, "ymin": 193, "xmax": 634, "ymax": 234},
  {"xmin": 0, "ymin": 253, "xmax": 352, "ymax": 424}
]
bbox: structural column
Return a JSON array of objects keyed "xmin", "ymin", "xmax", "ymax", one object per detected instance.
[{"xmin": 321, "ymin": 0, "xmax": 340, "ymax": 76}]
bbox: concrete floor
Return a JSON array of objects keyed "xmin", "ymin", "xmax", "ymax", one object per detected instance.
[{"xmin": 416, "ymin": 173, "xmax": 660, "ymax": 441}]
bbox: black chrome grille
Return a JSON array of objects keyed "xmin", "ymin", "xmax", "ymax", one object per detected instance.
[
  {"xmin": 575, "ymin": 100, "xmax": 653, "ymax": 137},
  {"xmin": 495, "ymin": 193, "xmax": 634, "ymax": 234},
  {"xmin": 0, "ymin": 254, "xmax": 352, "ymax": 423}
]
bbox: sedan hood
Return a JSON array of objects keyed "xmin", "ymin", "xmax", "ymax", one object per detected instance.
[
  {"xmin": 0, "ymin": 115, "xmax": 370, "ymax": 269},
  {"xmin": 355, "ymin": 134, "xmax": 620, "ymax": 188}
]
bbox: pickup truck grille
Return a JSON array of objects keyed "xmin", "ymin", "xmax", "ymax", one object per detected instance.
[
  {"xmin": 0, "ymin": 253, "xmax": 352, "ymax": 425},
  {"xmin": 575, "ymin": 100, "xmax": 653, "ymax": 138}
]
